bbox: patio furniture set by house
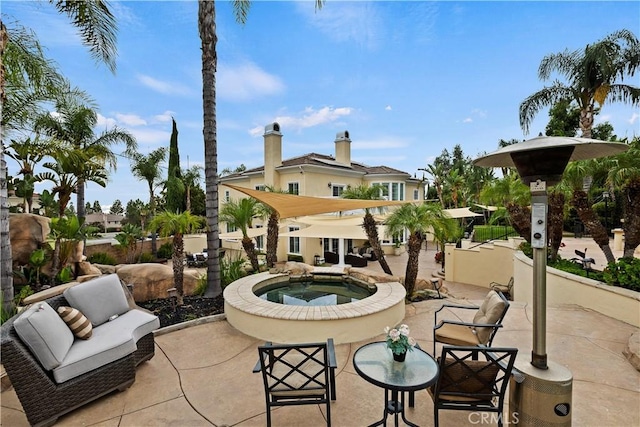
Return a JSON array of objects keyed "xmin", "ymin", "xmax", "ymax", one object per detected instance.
[{"xmin": 254, "ymin": 289, "xmax": 516, "ymax": 427}]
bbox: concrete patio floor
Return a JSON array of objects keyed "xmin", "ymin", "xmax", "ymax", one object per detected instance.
[{"xmin": 2, "ymin": 238, "xmax": 639, "ymax": 426}]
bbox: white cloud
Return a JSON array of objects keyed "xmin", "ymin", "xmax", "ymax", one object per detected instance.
[
  {"xmin": 249, "ymin": 126, "xmax": 263, "ymax": 137},
  {"xmin": 385, "ymin": 105, "xmax": 392, "ymax": 111},
  {"xmin": 137, "ymin": 74, "xmax": 191, "ymax": 96},
  {"xmin": 273, "ymin": 106, "xmax": 354, "ymax": 130},
  {"xmin": 296, "ymin": 2, "xmax": 383, "ymax": 50},
  {"xmin": 129, "ymin": 128, "xmax": 171, "ymax": 145},
  {"xmin": 629, "ymin": 112, "xmax": 639, "ymax": 125},
  {"xmin": 471, "ymin": 109, "xmax": 488, "ymax": 119},
  {"xmin": 463, "ymin": 118, "xmax": 473, "ymax": 123},
  {"xmin": 153, "ymin": 111, "xmax": 175, "ymax": 123},
  {"xmin": 217, "ymin": 62, "xmax": 285, "ymax": 102},
  {"xmin": 96, "ymin": 113, "xmax": 117, "ymax": 128},
  {"xmin": 115, "ymin": 113, "xmax": 147, "ymax": 127}
]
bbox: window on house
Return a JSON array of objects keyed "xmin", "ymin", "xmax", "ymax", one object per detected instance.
[
  {"xmin": 288, "ymin": 182, "xmax": 299, "ymax": 195},
  {"xmin": 372, "ymin": 182, "xmax": 404, "ymax": 201},
  {"xmin": 413, "ymin": 189, "xmax": 420, "ymax": 200},
  {"xmin": 255, "ymin": 185, "xmax": 266, "ymax": 191},
  {"xmin": 255, "ymin": 225, "xmax": 264, "ymax": 250},
  {"xmin": 224, "ymin": 190, "xmax": 230, "ymax": 202},
  {"xmin": 332, "ymin": 185, "xmax": 345, "ymax": 197},
  {"xmin": 288, "ymin": 226, "xmax": 300, "ymax": 254},
  {"xmin": 226, "ymin": 224, "xmax": 237, "ymax": 233}
]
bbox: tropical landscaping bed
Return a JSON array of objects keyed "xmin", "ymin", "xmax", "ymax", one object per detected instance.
[{"xmin": 138, "ymin": 294, "xmax": 225, "ymax": 328}]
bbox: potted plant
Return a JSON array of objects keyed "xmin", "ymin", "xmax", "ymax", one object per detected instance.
[
  {"xmin": 384, "ymin": 324, "xmax": 416, "ymax": 362},
  {"xmin": 393, "ymin": 240, "xmax": 403, "ymax": 256}
]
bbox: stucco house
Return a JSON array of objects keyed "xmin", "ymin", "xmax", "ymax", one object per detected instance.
[{"xmin": 218, "ymin": 122, "xmax": 423, "ymax": 265}]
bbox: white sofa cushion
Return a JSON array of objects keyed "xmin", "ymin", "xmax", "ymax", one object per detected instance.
[
  {"xmin": 14, "ymin": 302, "xmax": 74, "ymax": 370},
  {"xmin": 63, "ymin": 274, "xmax": 130, "ymax": 327},
  {"xmin": 52, "ymin": 309, "xmax": 160, "ymax": 383}
]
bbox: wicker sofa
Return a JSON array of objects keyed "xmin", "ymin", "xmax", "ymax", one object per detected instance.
[{"xmin": 1, "ymin": 274, "xmax": 159, "ymax": 427}]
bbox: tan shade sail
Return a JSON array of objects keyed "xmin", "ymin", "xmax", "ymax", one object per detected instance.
[
  {"xmin": 224, "ymin": 184, "xmax": 408, "ymax": 219},
  {"xmin": 219, "ymin": 227, "xmax": 269, "ymax": 240},
  {"xmin": 443, "ymin": 207, "xmax": 483, "ymax": 219}
]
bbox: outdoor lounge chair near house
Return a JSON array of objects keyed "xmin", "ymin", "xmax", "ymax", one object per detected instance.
[
  {"xmin": 429, "ymin": 345, "xmax": 518, "ymax": 427},
  {"xmin": 432, "ymin": 290, "xmax": 510, "ymax": 356},
  {"xmin": 253, "ymin": 339, "xmax": 337, "ymax": 427},
  {"xmin": 490, "ymin": 277, "xmax": 514, "ymax": 300},
  {"xmin": 345, "ymin": 253, "xmax": 367, "ymax": 267},
  {"xmin": 324, "ymin": 251, "xmax": 339, "ymax": 265}
]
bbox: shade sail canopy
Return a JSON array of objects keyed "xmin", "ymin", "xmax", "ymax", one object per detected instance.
[
  {"xmin": 473, "ymin": 136, "xmax": 628, "ymax": 168},
  {"xmin": 219, "ymin": 227, "xmax": 269, "ymax": 239},
  {"xmin": 224, "ymin": 184, "xmax": 408, "ymax": 219},
  {"xmin": 443, "ymin": 207, "xmax": 483, "ymax": 219}
]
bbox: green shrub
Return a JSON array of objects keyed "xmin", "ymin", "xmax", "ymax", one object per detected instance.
[
  {"xmin": 193, "ymin": 273, "xmax": 207, "ymax": 296},
  {"xmin": 473, "ymin": 225, "xmax": 519, "ymax": 242},
  {"xmin": 138, "ymin": 252, "xmax": 156, "ymax": 263},
  {"xmin": 287, "ymin": 254, "xmax": 304, "ymax": 262},
  {"xmin": 87, "ymin": 252, "xmax": 117, "ymax": 265},
  {"xmin": 157, "ymin": 242, "xmax": 173, "ymax": 259},
  {"xmin": 603, "ymin": 258, "xmax": 640, "ymax": 292},
  {"xmin": 222, "ymin": 256, "xmax": 247, "ymax": 288},
  {"xmin": 549, "ymin": 258, "xmax": 604, "ymax": 282}
]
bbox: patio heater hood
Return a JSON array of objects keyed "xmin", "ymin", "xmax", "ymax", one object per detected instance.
[{"xmin": 473, "ymin": 136, "xmax": 628, "ymax": 185}]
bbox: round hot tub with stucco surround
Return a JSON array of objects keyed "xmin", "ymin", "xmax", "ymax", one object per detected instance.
[{"xmin": 223, "ymin": 268, "xmax": 406, "ymax": 344}]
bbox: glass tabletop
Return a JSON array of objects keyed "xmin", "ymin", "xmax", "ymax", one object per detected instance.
[{"xmin": 353, "ymin": 342, "xmax": 439, "ymax": 391}]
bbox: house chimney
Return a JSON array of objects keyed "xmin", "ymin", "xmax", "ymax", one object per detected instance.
[
  {"xmin": 264, "ymin": 122, "xmax": 282, "ymax": 187},
  {"xmin": 335, "ymin": 130, "xmax": 351, "ymax": 166}
]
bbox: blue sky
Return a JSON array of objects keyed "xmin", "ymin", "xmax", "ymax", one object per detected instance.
[{"xmin": 3, "ymin": 0, "xmax": 640, "ymax": 210}]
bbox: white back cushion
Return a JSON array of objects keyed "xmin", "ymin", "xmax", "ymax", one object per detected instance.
[
  {"xmin": 63, "ymin": 274, "xmax": 130, "ymax": 326},
  {"xmin": 14, "ymin": 302, "xmax": 74, "ymax": 370}
]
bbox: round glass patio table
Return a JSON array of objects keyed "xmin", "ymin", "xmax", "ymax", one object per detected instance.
[{"xmin": 353, "ymin": 341, "xmax": 439, "ymax": 427}]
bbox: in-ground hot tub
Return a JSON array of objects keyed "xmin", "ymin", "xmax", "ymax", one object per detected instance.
[{"xmin": 223, "ymin": 267, "xmax": 406, "ymax": 344}]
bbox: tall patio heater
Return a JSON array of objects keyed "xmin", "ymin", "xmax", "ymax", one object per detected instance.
[{"xmin": 473, "ymin": 136, "xmax": 627, "ymax": 426}]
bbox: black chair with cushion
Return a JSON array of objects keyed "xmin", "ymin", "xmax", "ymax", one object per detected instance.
[
  {"xmin": 433, "ymin": 290, "xmax": 510, "ymax": 356},
  {"xmin": 429, "ymin": 345, "xmax": 518, "ymax": 427},
  {"xmin": 345, "ymin": 253, "xmax": 367, "ymax": 267},
  {"xmin": 253, "ymin": 339, "xmax": 337, "ymax": 427},
  {"xmin": 490, "ymin": 277, "xmax": 514, "ymax": 301},
  {"xmin": 323, "ymin": 251, "xmax": 339, "ymax": 264}
]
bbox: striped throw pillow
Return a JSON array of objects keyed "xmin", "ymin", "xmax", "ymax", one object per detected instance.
[{"xmin": 57, "ymin": 306, "xmax": 93, "ymax": 339}]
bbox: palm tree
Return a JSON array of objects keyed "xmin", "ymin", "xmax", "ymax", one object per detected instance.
[
  {"xmin": 254, "ymin": 186, "xmax": 286, "ymax": 268},
  {"xmin": 35, "ymin": 92, "xmax": 137, "ymax": 222},
  {"xmin": 607, "ymin": 137, "xmax": 640, "ymax": 258},
  {"xmin": 1, "ymin": 0, "xmax": 118, "ymax": 314},
  {"xmin": 148, "ymin": 211, "xmax": 205, "ymax": 306},
  {"xmin": 520, "ymin": 29, "xmax": 640, "ymax": 138},
  {"xmin": 6, "ymin": 137, "xmax": 48, "ymax": 212},
  {"xmin": 40, "ymin": 149, "xmax": 108, "ymax": 217},
  {"xmin": 384, "ymin": 203, "xmax": 447, "ymax": 298},
  {"xmin": 425, "ymin": 163, "xmax": 446, "ymax": 207},
  {"xmin": 220, "ymin": 197, "xmax": 260, "ymax": 272},
  {"xmin": 341, "ymin": 184, "xmax": 393, "ymax": 275},
  {"xmin": 182, "ymin": 165, "xmax": 203, "ymax": 212},
  {"xmin": 130, "ymin": 147, "xmax": 167, "ymax": 253},
  {"xmin": 479, "ymin": 174, "xmax": 531, "ymax": 242},
  {"xmin": 197, "ymin": 0, "xmax": 324, "ymax": 298}
]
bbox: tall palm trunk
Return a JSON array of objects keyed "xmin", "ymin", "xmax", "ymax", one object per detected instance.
[
  {"xmin": 77, "ymin": 177, "xmax": 86, "ymax": 221},
  {"xmin": 548, "ymin": 192, "xmax": 565, "ymax": 262},
  {"xmin": 403, "ymin": 232, "xmax": 423, "ymax": 299},
  {"xmin": 242, "ymin": 237, "xmax": 259, "ymax": 272},
  {"xmin": 622, "ymin": 177, "xmax": 640, "ymax": 258},
  {"xmin": 172, "ymin": 233, "xmax": 185, "ymax": 306},
  {"xmin": 507, "ymin": 203, "xmax": 531, "ymax": 244},
  {"xmin": 579, "ymin": 103, "xmax": 595, "ymax": 139},
  {"xmin": 572, "ymin": 190, "xmax": 615, "ymax": 263},
  {"xmin": 266, "ymin": 211, "xmax": 279, "ymax": 267},
  {"xmin": 199, "ymin": 0, "xmax": 222, "ymax": 298},
  {"xmin": 1, "ymin": 21, "xmax": 14, "ymax": 314},
  {"xmin": 362, "ymin": 212, "xmax": 392, "ymax": 275}
]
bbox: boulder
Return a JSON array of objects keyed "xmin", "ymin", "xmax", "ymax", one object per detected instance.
[
  {"xmin": 346, "ymin": 267, "xmax": 399, "ymax": 285},
  {"xmin": 271, "ymin": 261, "xmax": 314, "ymax": 276},
  {"xmin": 115, "ymin": 263, "xmax": 200, "ymax": 302},
  {"xmin": 414, "ymin": 277, "xmax": 449, "ymax": 294},
  {"xmin": 93, "ymin": 264, "xmax": 117, "ymax": 275},
  {"xmin": 76, "ymin": 261, "xmax": 102, "ymax": 277},
  {"xmin": 9, "ymin": 213, "xmax": 50, "ymax": 266},
  {"xmin": 623, "ymin": 331, "xmax": 640, "ymax": 372}
]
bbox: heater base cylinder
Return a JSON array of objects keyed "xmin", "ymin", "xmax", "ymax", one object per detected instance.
[{"xmin": 509, "ymin": 359, "xmax": 572, "ymax": 426}]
